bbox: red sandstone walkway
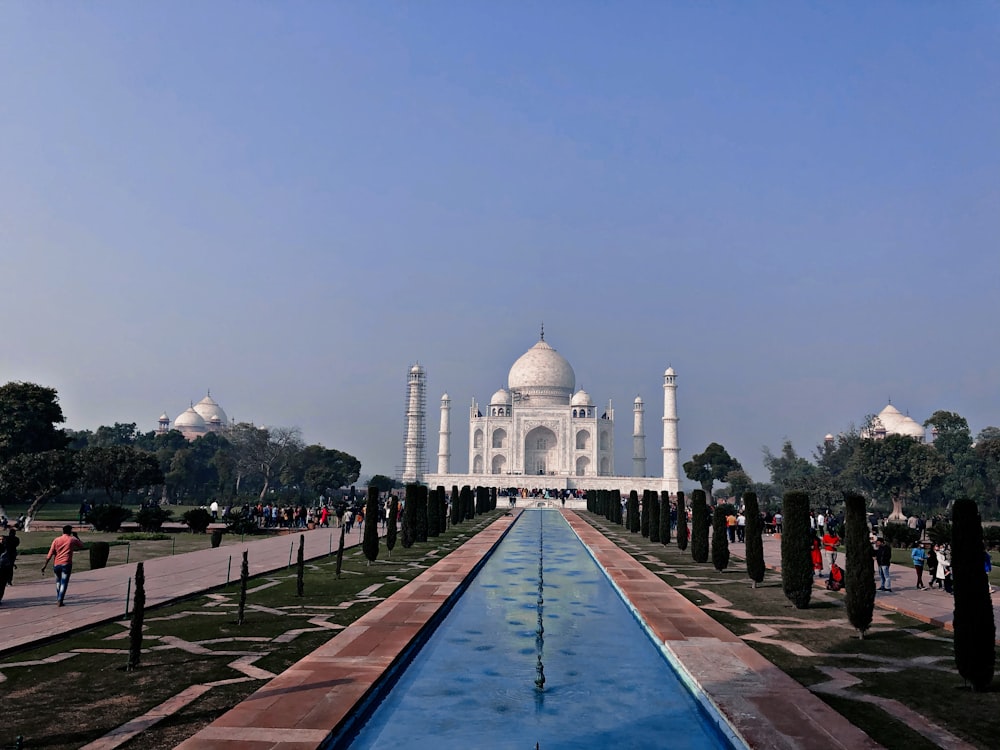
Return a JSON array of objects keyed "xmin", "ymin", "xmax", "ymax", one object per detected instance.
[{"xmin": 0, "ymin": 526, "xmax": 362, "ymax": 655}]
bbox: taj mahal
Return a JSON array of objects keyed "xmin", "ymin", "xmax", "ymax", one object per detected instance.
[{"xmin": 403, "ymin": 331, "xmax": 681, "ymax": 495}]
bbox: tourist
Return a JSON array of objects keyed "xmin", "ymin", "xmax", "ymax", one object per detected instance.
[
  {"xmin": 821, "ymin": 526, "xmax": 841, "ymax": 572},
  {"xmin": 736, "ymin": 510, "xmax": 746, "ymax": 542},
  {"xmin": 41, "ymin": 525, "xmax": 86, "ymax": 607},
  {"xmin": 934, "ymin": 545, "xmax": 951, "ymax": 592},
  {"xmin": 210, "ymin": 499, "xmax": 219, "ymax": 520},
  {"xmin": 0, "ymin": 528, "xmax": 20, "ymax": 605},
  {"xmin": 875, "ymin": 538, "xmax": 892, "ymax": 592},
  {"xmin": 810, "ymin": 532, "xmax": 823, "ymax": 578},
  {"xmin": 726, "ymin": 509, "xmax": 737, "ymax": 543},
  {"xmin": 910, "ymin": 542, "xmax": 927, "ymax": 589},
  {"xmin": 926, "ymin": 546, "xmax": 940, "ymax": 588}
]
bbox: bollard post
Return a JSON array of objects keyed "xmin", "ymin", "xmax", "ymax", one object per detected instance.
[
  {"xmin": 288, "ymin": 542, "xmax": 293, "ymax": 568},
  {"xmin": 125, "ymin": 541, "xmax": 131, "ymax": 564},
  {"xmin": 124, "ymin": 577, "xmax": 132, "ymax": 619},
  {"xmin": 226, "ymin": 555, "xmax": 232, "ymax": 586},
  {"xmin": 329, "ymin": 533, "xmax": 333, "ymax": 556},
  {"xmin": 171, "ymin": 538, "xmax": 176, "ymax": 556}
]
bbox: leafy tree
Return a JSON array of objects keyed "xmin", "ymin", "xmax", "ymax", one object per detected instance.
[
  {"xmin": 951, "ymin": 498, "xmax": 996, "ymax": 691},
  {"xmin": 711, "ymin": 506, "xmax": 730, "ymax": 572},
  {"xmin": 77, "ymin": 446, "xmax": 164, "ymax": 504},
  {"xmin": 362, "ymin": 485, "xmax": 380, "ymax": 565},
  {"xmin": 182, "ymin": 507, "xmax": 213, "ymax": 533},
  {"xmin": 369, "ymin": 474, "xmax": 398, "ymax": 493},
  {"xmin": 92, "ymin": 422, "xmax": 141, "ymax": 447},
  {"xmin": 854, "ymin": 434, "xmax": 949, "ymax": 518},
  {"xmin": 658, "ymin": 491, "xmax": 670, "ymax": 545},
  {"xmin": 227, "ymin": 423, "xmax": 304, "ymax": 501},
  {"xmin": 676, "ymin": 491, "xmax": 688, "ymax": 551},
  {"xmin": 780, "ymin": 491, "xmax": 813, "ymax": 609},
  {"xmin": 683, "ymin": 443, "xmax": 742, "ymax": 500},
  {"xmin": 0, "ymin": 449, "xmax": 77, "ymax": 519},
  {"xmin": 743, "ymin": 492, "xmax": 765, "ymax": 587},
  {"xmin": 690, "ymin": 490, "xmax": 709, "ymax": 563},
  {"xmin": 763, "ymin": 440, "xmax": 817, "ymax": 496},
  {"xmin": 724, "ymin": 469, "xmax": 754, "ymax": 502},
  {"xmin": 135, "ymin": 505, "xmax": 172, "ymax": 532},
  {"xmin": 975, "ymin": 435, "xmax": 1000, "ymax": 509},
  {"xmin": 844, "ymin": 493, "xmax": 876, "ymax": 637},
  {"xmin": 926, "ymin": 411, "xmax": 985, "ymax": 505},
  {"xmin": 0, "ymin": 382, "xmax": 69, "ymax": 462}
]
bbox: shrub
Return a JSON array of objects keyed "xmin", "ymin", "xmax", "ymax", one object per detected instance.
[
  {"xmin": 952, "ymin": 498, "xmax": 996, "ymax": 691},
  {"xmin": 210, "ymin": 529, "xmax": 223, "ymax": 548},
  {"xmin": 135, "ymin": 505, "xmax": 172, "ymax": 533},
  {"xmin": 183, "ymin": 508, "xmax": 213, "ymax": 533},
  {"xmin": 676, "ymin": 491, "xmax": 688, "ymax": 552},
  {"xmin": 89, "ymin": 541, "xmax": 111, "ymax": 569},
  {"xmin": 882, "ymin": 521, "xmax": 919, "ymax": 548},
  {"xmin": 780, "ymin": 491, "xmax": 813, "ymax": 609},
  {"xmin": 928, "ymin": 521, "xmax": 952, "ymax": 545},
  {"xmin": 844, "ymin": 493, "xmax": 876, "ymax": 637},
  {"xmin": 88, "ymin": 504, "xmax": 132, "ymax": 533},
  {"xmin": 690, "ymin": 491, "xmax": 709, "ymax": 563},
  {"xmin": 225, "ymin": 514, "xmax": 262, "ymax": 537},
  {"xmin": 711, "ymin": 506, "xmax": 730, "ymax": 572},
  {"xmin": 744, "ymin": 493, "xmax": 765, "ymax": 587}
]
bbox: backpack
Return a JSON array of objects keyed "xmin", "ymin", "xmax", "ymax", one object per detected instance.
[{"xmin": 826, "ymin": 563, "xmax": 844, "ymax": 591}]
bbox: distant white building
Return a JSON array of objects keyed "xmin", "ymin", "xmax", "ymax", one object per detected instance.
[
  {"xmin": 860, "ymin": 402, "xmax": 926, "ymax": 442},
  {"xmin": 157, "ymin": 392, "xmax": 230, "ymax": 441},
  {"xmin": 405, "ymin": 332, "xmax": 682, "ymax": 494}
]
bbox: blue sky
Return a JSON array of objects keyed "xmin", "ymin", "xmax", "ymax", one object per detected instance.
[{"xmin": 2, "ymin": 3, "xmax": 998, "ymax": 485}]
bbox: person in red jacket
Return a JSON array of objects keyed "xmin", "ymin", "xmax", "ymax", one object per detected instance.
[
  {"xmin": 821, "ymin": 527, "xmax": 841, "ymax": 575},
  {"xmin": 41, "ymin": 525, "xmax": 85, "ymax": 607}
]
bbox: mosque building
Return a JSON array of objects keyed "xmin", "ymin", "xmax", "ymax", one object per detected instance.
[
  {"xmin": 404, "ymin": 332, "xmax": 681, "ymax": 494},
  {"xmin": 858, "ymin": 402, "xmax": 927, "ymax": 441},
  {"xmin": 156, "ymin": 392, "xmax": 230, "ymax": 441}
]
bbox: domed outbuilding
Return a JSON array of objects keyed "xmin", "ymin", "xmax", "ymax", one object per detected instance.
[{"xmin": 157, "ymin": 392, "xmax": 230, "ymax": 441}]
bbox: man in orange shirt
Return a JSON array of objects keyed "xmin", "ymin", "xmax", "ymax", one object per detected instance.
[{"xmin": 41, "ymin": 525, "xmax": 85, "ymax": 607}]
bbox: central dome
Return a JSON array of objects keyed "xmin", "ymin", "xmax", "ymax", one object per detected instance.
[{"xmin": 508, "ymin": 339, "xmax": 575, "ymax": 406}]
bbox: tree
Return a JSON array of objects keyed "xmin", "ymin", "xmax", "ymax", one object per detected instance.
[
  {"xmin": 627, "ymin": 490, "xmax": 640, "ymax": 533},
  {"xmin": 763, "ymin": 440, "xmax": 817, "ymax": 496},
  {"xmin": 724, "ymin": 469, "xmax": 754, "ymax": 502},
  {"xmin": 369, "ymin": 474, "xmax": 398, "ymax": 493},
  {"xmin": 428, "ymin": 486, "xmax": 441, "ymax": 538},
  {"xmin": 416, "ymin": 485, "xmax": 429, "ymax": 542},
  {"xmin": 92, "ymin": 422, "xmax": 141, "ymax": 448},
  {"xmin": 0, "ymin": 449, "xmax": 77, "ymax": 519},
  {"xmin": 690, "ymin": 490, "xmax": 709, "ymax": 563},
  {"xmin": 854, "ymin": 434, "xmax": 949, "ymax": 519},
  {"xmin": 127, "ymin": 562, "xmax": 145, "ymax": 671},
  {"xmin": 780, "ymin": 491, "xmax": 813, "ymax": 609},
  {"xmin": 683, "ymin": 443, "xmax": 742, "ymax": 500},
  {"xmin": 744, "ymin": 492, "xmax": 765, "ymax": 587},
  {"xmin": 658, "ymin": 491, "xmax": 671, "ymax": 545},
  {"xmin": 711, "ymin": 506, "xmax": 730, "ymax": 572},
  {"xmin": 640, "ymin": 490, "xmax": 651, "ymax": 538},
  {"xmin": 227, "ymin": 423, "xmax": 305, "ymax": 501},
  {"xmin": 362, "ymin": 485, "xmax": 380, "ymax": 565},
  {"xmin": 0, "ymin": 382, "xmax": 69, "ymax": 463},
  {"xmin": 844, "ymin": 493, "xmax": 876, "ymax": 637},
  {"xmin": 401, "ymin": 483, "xmax": 417, "ymax": 548},
  {"xmin": 676, "ymin": 491, "xmax": 688, "ymax": 552},
  {"xmin": 649, "ymin": 488, "xmax": 661, "ymax": 543},
  {"xmin": 386, "ymin": 495, "xmax": 399, "ymax": 558},
  {"xmin": 77, "ymin": 446, "xmax": 163, "ymax": 504},
  {"xmin": 926, "ymin": 411, "xmax": 984, "ymax": 505},
  {"xmin": 951, "ymin": 498, "xmax": 995, "ymax": 691}
]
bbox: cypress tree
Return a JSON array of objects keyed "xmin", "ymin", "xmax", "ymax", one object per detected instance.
[
  {"xmin": 428, "ymin": 486, "xmax": 441, "ymax": 538},
  {"xmin": 464, "ymin": 485, "xmax": 475, "ymax": 520},
  {"xmin": 439, "ymin": 487, "xmax": 449, "ymax": 534},
  {"xmin": 363, "ymin": 486, "xmax": 380, "ymax": 564},
  {"xmin": 952, "ymin": 498, "xmax": 996, "ymax": 691},
  {"xmin": 659, "ymin": 491, "xmax": 671, "ymax": 545},
  {"xmin": 401, "ymin": 483, "xmax": 417, "ymax": 548},
  {"xmin": 781, "ymin": 491, "xmax": 813, "ymax": 609},
  {"xmin": 416, "ymin": 484, "xmax": 429, "ymax": 543},
  {"xmin": 690, "ymin": 490, "xmax": 709, "ymax": 563},
  {"xmin": 640, "ymin": 490, "xmax": 651, "ymax": 538},
  {"xmin": 844, "ymin": 492, "xmax": 876, "ymax": 636},
  {"xmin": 450, "ymin": 486, "xmax": 461, "ymax": 526},
  {"xmin": 127, "ymin": 561, "xmax": 145, "ymax": 671},
  {"xmin": 676, "ymin": 491, "xmax": 688, "ymax": 552},
  {"xmin": 627, "ymin": 490, "xmax": 640, "ymax": 533},
  {"xmin": 744, "ymin": 492, "xmax": 765, "ymax": 588},
  {"xmin": 612, "ymin": 489, "xmax": 623, "ymax": 525},
  {"xmin": 296, "ymin": 534, "xmax": 305, "ymax": 595},
  {"xmin": 711, "ymin": 505, "xmax": 730, "ymax": 571},
  {"xmin": 237, "ymin": 550, "xmax": 249, "ymax": 624},
  {"xmin": 386, "ymin": 496, "xmax": 398, "ymax": 559},
  {"xmin": 490, "ymin": 487, "xmax": 497, "ymax": 510},
  {"xmin": 649, "ymin": 488, "xmax": 661, "ymax": 543},
  {"xmin": 334, "ymin": 523, "xmax": 346, "ymax": 578}
]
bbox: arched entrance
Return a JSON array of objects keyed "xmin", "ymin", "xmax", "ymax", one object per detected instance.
[{"xmin": 523, "ymin": 426, "xmax": 558, "ymax": 476}]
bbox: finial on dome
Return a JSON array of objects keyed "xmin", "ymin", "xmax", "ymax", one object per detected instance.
[{"xmin": 540, "ymin": 322, "xmax": 544, "ymax": 341}]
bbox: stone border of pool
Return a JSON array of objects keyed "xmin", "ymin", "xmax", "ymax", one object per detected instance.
[{"xmin": 178, "ymin": 512, "xmax": 879, "ymax": 749}]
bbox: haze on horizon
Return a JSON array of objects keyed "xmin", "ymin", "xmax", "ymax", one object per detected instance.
[{"xmin": 2, "ymin": 3, "xmax": 997, "ymax": 486}]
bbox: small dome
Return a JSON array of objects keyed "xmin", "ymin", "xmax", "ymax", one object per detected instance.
[
  {"xmin": 193, "ymin": 393, "xmax": 228, "ymax": 427},
  {"xmin": 441, "ymin": 392, "xmax": 450, "ymax": 401},
  {"xmin": 410, "ymin": 364, "xmax": 424, "ymax": 374},
  {"xmin": 664, "ymin": 366, "xmax": 676, "ymax": 377},
  {"xmin": 824, "ymin": 433, "xmax": 835, "ymax": 441},
  {"xmin": 508, "ymin": 338, "xmax": 575, "ymax": 406},
  {"xmin": 876, "ymin": 404, "xmax": 905, "ymax": 433},
  {"xmin": 490, "ymin": 387, "xmax": 512, "ymax": 405},
  {"xmin": 571, "ymin": 389, "xmax": 593, "ymax": 407},
  {"xmin": 158, "ymin": 412, "xmax": 170, "ymax": 422},
  {"xmin": 898, "ymin": 416, "xmax": 926, "ymax": 439},
  {"xmin": 174, "ymin": 407, "xmax": 207, "ymax": 430},
  {"xmin": 634, "ymin": 395, "xmax": 643, "ymax": 404}
]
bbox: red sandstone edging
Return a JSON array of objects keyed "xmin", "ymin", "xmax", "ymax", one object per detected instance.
[
  {"xmin": 562, "ymin": 512, "xmax": 882, "ymax": 750},
  {"xmin": 176, "ymin": 517, "xmax": 516, "ymax": 750}
]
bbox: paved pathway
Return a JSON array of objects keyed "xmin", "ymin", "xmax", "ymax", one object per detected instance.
[{"xmin": 0, "ymin": 526, "xmax": 361, "ymax": 655}]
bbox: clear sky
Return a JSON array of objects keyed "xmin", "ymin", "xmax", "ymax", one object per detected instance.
[{"xmin": 2, "ymin": 3, "xmax": 998, "ymax": 486}]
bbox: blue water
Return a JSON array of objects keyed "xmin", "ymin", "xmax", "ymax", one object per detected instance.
[{"xmin": 341, "ymin": 510, "xmax": 738, "ymax": 749}]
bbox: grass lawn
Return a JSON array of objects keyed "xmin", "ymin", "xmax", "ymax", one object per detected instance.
[
  {"xmin": 581, "ymin": 512, "xmax": 1000, "ymax": 750},
  {"xmin": 0, "ymin": 511, "xmax": 504, "ymax": 750}
]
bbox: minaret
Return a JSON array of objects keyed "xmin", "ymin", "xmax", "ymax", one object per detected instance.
[
  {"xmin": 402, "ymin": 363, "xmax": 426, "ymax": 484},
  {"xmin": 632, "ymin": 396, "xmax": 646, "ymax": 477},
  {"xmin": 437, "ymin": 393, "xmax": 451, "ymax": 474},
  {"xmin": 661, "ymin": 367, "xmax": 679, "ymax": 491}
]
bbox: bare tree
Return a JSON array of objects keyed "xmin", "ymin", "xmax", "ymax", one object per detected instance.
[{"xmin": 227, "ymin": 423, "xmax": 304, "ymax": 501}]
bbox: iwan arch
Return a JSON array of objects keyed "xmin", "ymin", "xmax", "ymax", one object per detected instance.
[{"xmin": 404, "ymin": 331, "xmax": 682, "ymax": 495}]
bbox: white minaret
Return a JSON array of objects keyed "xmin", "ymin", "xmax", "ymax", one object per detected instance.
[
  {"xmin": 402, "ymin": 363, "xmax": 426, "ymax": 484},
  {"xmin": 632, "ymin": 395, "xmax": 646, "ymax": 477},
  {"xmin": 437, "ymin": 393, "xmax": 451, "ymax": 474},
  {"xmin": 661, "ymin": 367, "xmax": 679, "ymax": 491}
]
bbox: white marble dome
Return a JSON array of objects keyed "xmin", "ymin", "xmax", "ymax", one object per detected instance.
[
  {"xmin": 490, "ymin": 387, "xmax": 512, "ymax": 405},
  {"xmin": 193, "ymin": 393, "xmax": 228, "ymax": 426},
  {"xmin": 174, "ymin": 406, "xmax": 207, "ymax": 432},
  {"xmin": 508, "ymin": 339, "xmax": 575, "ymax": 405},
  {"xmin": 571, "ymin": 389, "xmax": 593, "ymax": 407}
]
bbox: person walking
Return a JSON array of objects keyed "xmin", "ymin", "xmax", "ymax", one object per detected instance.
[
  {"xmin": 910, "ymin": 542, "xmax": 927, "ymax": 589},
  {"xmin": 41, "ymin": 525, "xmax": 85, "ymax": 607},
  {"xmin": 875, "ymin": 538, "xmax": 892, "ymax": 592},
  {"xmin": 0, "ymin": 527, "xmax": 20, "ymax": 605},
  {"xmin": 821, "ymin": 526, "xmax": 841, "ymax": 574}
]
